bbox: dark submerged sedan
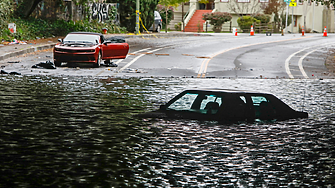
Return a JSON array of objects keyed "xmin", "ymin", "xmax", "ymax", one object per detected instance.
[
  {"xmin": 139, "ymin": 89, "xmax": 308, "ymax": 122},
  {"xmin": 53, "ymin": 32, "xmax": 129, "ymax": 67}
]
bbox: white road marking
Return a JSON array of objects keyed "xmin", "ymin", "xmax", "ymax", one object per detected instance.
[
  {"xmin": 198, "ymin": 36, "xmax": 314, "ymax": 78},
  {"xmin": 286, "ymin": 42, "xmax": 335, "ymax": 79},
  {"xmin": 118, "ymin": 48, "xmax": 163, "ymax": 72},
  {"xmin": 131, "ymin": 48, "xmax": 152, "ymax": 54},
  {"xmin": 114, "ymin": 59, "xmax": 124, "ymax": 65},
  {"xmin": 298, "ymin": 50, "xmax": 317, "ymax": 79}
]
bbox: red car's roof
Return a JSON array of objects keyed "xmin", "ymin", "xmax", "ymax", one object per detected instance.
[{"xmin": 68, "ymin": 32, "xmax": 103, "ymax": 37}]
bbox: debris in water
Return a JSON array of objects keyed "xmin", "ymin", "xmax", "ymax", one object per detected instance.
[{"xmin": 32, "ymin": 60, "xmax": 56, "ymax": 69}]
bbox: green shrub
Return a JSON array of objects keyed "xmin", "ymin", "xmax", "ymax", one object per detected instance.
[
  {"xmin": 253, "ymin": 14, "xmax": 271, "ymax": 24},
  {"xmin": 1, "ymin": 18, "xmax": 127, "ymax": 41},
  {"xmin": 237, "ymin": 16, "xmax": 260, "ymax": 32},
  {"xmin": 203, "ymin": 12, "xmax": 232, "ymax": 32},
  {"xmin": 0, "ymin": 0, "xmax": 13, "ymax": 36},
  {"xmin": 174, "ymin": 22, "xmax": 182, "ymax": 31}
]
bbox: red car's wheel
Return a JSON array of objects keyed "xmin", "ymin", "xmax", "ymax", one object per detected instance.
[{"xmin": 94, "ymin": 51, "xmax": 101, "ymax": 68}]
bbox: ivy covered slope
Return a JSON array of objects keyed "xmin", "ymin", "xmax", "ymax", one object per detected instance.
[{"xmin": 1, "ymin": 0, "xmax": 127, "ymax": 41}]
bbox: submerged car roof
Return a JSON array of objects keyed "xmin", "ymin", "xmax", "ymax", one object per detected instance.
[{"xmin": 184, "ymin": 88, "xmax": 271, "ymax": 95}]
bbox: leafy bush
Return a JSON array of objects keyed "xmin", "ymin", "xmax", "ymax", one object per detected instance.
[
  {"xmin": 1, "ymin": 18, "xmax": 127, "ymax": 41},
  {"xmin": 174, "ymin": 22, "xmax": 182, "ymax": 31},
  {"xmin": 237, "ymin": 16, "xmax": 260, "ymax": 32},
  {"xmin": 0, "ymin": 0, "xmax": 13, "ymax": 36},
  {"xmin": 253, "ymin": 14, "xmax": 271, "ymax": 24},
  {"xmin": 203, "ymin": 12, "xmax": 232, "ymax": 32}
]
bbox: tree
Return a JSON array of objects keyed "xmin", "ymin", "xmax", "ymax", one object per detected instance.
[
  {"xmin": 15, "ymin": 0, "xmax": 43, "ymax": 18},
  {"xmin": 0, "ymin": 0, "xmax": 13, "ymax": 33},
  {"xmin": 227, "ymin": 0, "xmax": 263, "ymax": 17},
  {"xmin": 313, "ymin": 0, "xmax": 333, "ymax": 7},
  {"xmin": 158, "ymin": 0, "xmax": 189, "ymax": 33},
  {"xmin": 261, "ymin": 0, "xmax": 286, "ymax": 32},
  {"xmin": 115, "ymin": 0, "xmax": 160, "ymax": 32}
]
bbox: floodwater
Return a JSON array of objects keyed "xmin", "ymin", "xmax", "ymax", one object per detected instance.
[{"xmin": 0, "ymin": 76, "xmax": 334, "ymax": 187}]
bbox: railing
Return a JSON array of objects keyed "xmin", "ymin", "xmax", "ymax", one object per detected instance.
[
  {"xmin": 253, "ymin": 23, "xmax": 275, "ymax": 33},
  {"xmin": 183, "ymin": 4, "xmax": 196, "ymax": 30}
]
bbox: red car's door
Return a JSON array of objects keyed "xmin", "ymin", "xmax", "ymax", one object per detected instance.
[{"xmin": 102, "ymin": 42, "xmax": 129, "ymax": 60}]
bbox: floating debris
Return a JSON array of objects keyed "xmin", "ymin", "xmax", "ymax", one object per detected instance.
[
  {"xmin": 8, "ymin": 61, "xmax": 20, "ymax": 64},
  {"xmin": 196, "ymin": 56, "xmax": 210, "ymax": 59},
  {"xmin": 32, "ymin": 60, "xmax": 56, "ymax": 69},
  {"xmin": 182, "ymin": 54, "xmax": 194, "ymax": 56},
  {"xmin": 103, "ymin": 61, "xmax": 118, "ymax": 67},
  {"xmin": 8, "ymin": 39, "xmax": 27, "ymax": 45},
  {"xmin": 10, "ymin": 72, "xmax": 21, "ymax": 75}
]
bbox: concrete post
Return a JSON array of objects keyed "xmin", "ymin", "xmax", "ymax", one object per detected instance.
[{"xmin": 190, "ymin": 0, "xmax": 197, "ymax": 9}]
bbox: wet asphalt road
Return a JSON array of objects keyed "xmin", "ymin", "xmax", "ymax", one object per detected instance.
[{"xmin": 0, "ymin": 33, "xmax": 334, "ymax": 79}]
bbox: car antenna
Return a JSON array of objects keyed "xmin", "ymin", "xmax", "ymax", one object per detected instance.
[{"xmin": 301, "ymin": 89, "xmax": 306, "ymax": 112}]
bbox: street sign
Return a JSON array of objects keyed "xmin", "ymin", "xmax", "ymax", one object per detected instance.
[
  {"xmin": 289, "ymin": 0, "xmax": 297, "ymax": 6},
  {"xmin": 8, "ymin": 23, "xmax": 16, "ymax": 34}
]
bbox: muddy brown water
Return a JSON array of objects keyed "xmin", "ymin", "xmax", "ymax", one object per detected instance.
[{"xmin": 0, "ymin": 76, "xmax": 334, "ymax": 187}]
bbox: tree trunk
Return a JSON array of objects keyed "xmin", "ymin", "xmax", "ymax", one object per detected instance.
[
  {"xmin": 165, "ymin": 9, "xmax": 168, "ymax": 33},
  {"xmin": 16, "ymin": 0, "xmax": 43, "ymax": 18}
]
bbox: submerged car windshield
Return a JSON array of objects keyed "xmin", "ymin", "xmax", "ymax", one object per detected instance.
[{"xmin": 63, "ymin": 34, "xmax": 100, "ymax": 44}]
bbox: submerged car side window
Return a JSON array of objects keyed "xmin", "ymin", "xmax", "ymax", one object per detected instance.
[
  {"xmin": 200, "ymin": 95, "xmax": 222, "ymax": 110},
  {"xmin": 168, "ymin": 93, "xmax": 198, "ymax": 110},
  {"xmin": 251, "ymin": 96, "xmax": 268, "ymax": 106}
]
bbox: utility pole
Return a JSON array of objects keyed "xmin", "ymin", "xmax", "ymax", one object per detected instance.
[
  {"xmin": 291, "ymin": 6, "xmax": 293, "ymax": 33},
  {"xmin": 284, "ymin": 0, "xmax": 290, "ymax": 33},
  {"xmin": 312, "ymin": 1, "xmax": 315, "ymax": 32},
  {"xmin": 182, "ymin": 3, "xmax": 184, "ymax": 32},
  {"xmin": 136, "ymin": 0, "xmax": 140, "ymax": 34}
]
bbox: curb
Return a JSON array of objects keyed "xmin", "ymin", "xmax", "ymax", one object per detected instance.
[
  {"xmin": 0, "ymin": 43, "xmax": 57, "ymax": 61},
  {"xmin": 0, "ymin": 32, "xmax": 210, "ymax": 62},
  {"xmin": 122, "ymin": 33, "xmax": 212, "ymax": 38}
]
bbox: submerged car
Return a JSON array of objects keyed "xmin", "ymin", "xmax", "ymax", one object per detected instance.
[
  {"xmin": 53, "ymin": 32, "xmax": 129, "ymax": 67},
  {"xmin": 138, "ymin": 89, "xmax": 308, "ymax": 122}
]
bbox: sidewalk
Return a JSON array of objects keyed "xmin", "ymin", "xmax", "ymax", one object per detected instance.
[
  {"xmin": 0, "ymin": 32, "xmax": 212, "ymax": 62},
  {"xmin": 0, "ymin": 37, "xmax": 59, "ymax": 61}
]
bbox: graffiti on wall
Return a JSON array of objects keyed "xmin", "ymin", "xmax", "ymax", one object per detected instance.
[
  {"xmin": 91, "ymin": 3, "xmax": 118, "ymax": 23},
  {"xmin": 92, "ymin": 3, "xmax": 109, "ymax": 22}
]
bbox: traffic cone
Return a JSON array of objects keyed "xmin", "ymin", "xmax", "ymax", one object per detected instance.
[
  {"xmin": 323, "ymin": 26, "xmax": 327, "ymax": 37},
  {"xmin": 250, "ymin": 25, "xmax": 254, "ymax": 36},
  {"xmin": 235, "ymin": 30, "xmax": 238, "ymax": 36},
  {"xmin": 302, "ymin": 26, "xmax": 305, "ymax": 36}
]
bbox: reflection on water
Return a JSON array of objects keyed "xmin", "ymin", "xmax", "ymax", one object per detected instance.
[{"xmin": 0, "ymin": 76, "xmax": 334, "ymax": 187}]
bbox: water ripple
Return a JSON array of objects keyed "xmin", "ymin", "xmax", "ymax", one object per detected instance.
[{"xmin": 0, "ymin": 76, "xmax": 334, "ymax": 187}]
